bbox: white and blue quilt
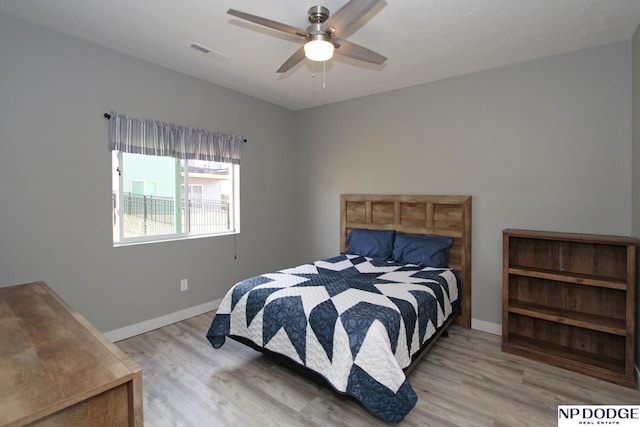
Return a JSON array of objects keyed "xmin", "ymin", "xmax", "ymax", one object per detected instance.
[{"xmin": 206, "ymin": 254, "xmax": 461, "ymax": 423}]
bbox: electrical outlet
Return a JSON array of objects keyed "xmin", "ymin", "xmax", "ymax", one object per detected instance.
[{"xmin": 180, "ymin": 279, "xmax": 188, "ymax": 292}]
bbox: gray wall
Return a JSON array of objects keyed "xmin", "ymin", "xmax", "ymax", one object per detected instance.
[
  {"xmin": 632, "ymin": 24, "xmax": 640, "ymax": 369},
  {"xmin": 0, "ymin": 11, "xmax": 636, "ymax": 338},
  {"xmin": 0, "ymin": 13, "xmax": 297, "ymax": 332},
  {"xmin": 293, "ymin": 41, "xmax": 633, "ymax": 328}
]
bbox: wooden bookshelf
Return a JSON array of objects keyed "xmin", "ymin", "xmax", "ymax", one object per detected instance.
[{"xmin": 502, "ymin": 229, "xmax": 637, "ymax": 388}]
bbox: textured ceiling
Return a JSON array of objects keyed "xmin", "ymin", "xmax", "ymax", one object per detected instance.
[{"xmin": 1, "ymin": 0, "xmax": 639, "ymax": 111}]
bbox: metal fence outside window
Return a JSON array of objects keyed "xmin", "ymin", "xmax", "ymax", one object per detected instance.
[{"xmin": 114, "ymin": 193, "xmax": 229, "ymax": 236}]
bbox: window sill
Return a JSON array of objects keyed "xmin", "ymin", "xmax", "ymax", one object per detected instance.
[{"xmin": 113, "ymin": 230, "xmax": 239, "ymax": 247}]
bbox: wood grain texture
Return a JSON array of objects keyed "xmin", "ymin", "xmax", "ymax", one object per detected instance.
[
  {"xmin": 0, "ymin": 281, "xmax": 142, "ymax": 427},
  {"xmin": 117, "ymin": 312, "xmax": 640, "ymax": 427},
  {"xmin": 502, "ymin": 229, "xmax": 637, "ymax": 388},
  {"xmin": 340, "ymin": 194, "xmax": 472, "ymax": 328}
]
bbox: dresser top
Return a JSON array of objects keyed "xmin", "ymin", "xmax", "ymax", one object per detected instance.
[{"xmin": 0, "ymin": 281, "xmax": 141, "ymax": 426}]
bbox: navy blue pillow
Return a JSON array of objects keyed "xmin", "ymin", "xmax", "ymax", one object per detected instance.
[
  {"xmin": 346, "ymin": 229, "xmax": 396, "ymax": 260},
  {"xmin": 393, "ymin": 233, "xmax": 453, "ymax": 267}
]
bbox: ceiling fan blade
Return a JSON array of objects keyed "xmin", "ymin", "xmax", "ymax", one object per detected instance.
[
  {"xmin": 227, "ymin": 9, "xmax": 309, "ymax": 38},
  {"xmin": 277, "ymin": 46, "xmax": 307, "ymax": 73},
  {"xmin": 322, "ymin": 0, "xmax": 381, "ymax": 35},
  {"xmin": 333, "ymin": 38, "xmax": 386, "ymax": 65}
]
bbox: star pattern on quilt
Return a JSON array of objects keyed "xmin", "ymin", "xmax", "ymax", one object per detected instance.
[{"xmin": 207, "ymin": 254, "xmax": 461, "ymax": 424}]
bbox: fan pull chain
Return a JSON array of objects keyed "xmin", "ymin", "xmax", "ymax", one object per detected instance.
[
  {"xmin": 323, "ymin": 61, "xmax": 326, "ymax": 89},
  {"xmin": 310, "ymin": 61, "xmax": 327, "ymax": 89}
]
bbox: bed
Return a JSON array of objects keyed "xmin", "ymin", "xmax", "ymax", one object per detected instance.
[{"xmin": 206, "ymin": 194, "xmax": 472, "ymax": 423}]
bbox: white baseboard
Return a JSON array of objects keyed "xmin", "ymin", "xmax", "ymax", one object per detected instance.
[
  {"xmin": 471, "ymin": 318, "xmax": 502, "ymax": 336},
  {"xmin": 104, "ymin": 299, "xmax": 221, "ymax": 342},
  {"xmin": 105, "ymin": 304, "xmax": 503, "ymax": 343}
]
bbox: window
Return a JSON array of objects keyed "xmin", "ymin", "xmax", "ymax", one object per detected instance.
[
  {"xmin": 108, "ymin": 111, "xmax": 243, "ymax": 245},
  {"xmin": 188, "ymin": 184, "xmax": 203, "ymax": 200},
  {"xmin": 131, "ymin": 180, "xmax": 157, "ymax": 196},
  {"xmin": 113, "ymin": 152, "xmax": 239, "ymax": 243}
]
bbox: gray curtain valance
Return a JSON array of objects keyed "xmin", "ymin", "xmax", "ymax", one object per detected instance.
[{"xmin": 108, "ymin": 111, "xmax": 243, "ymax": 165}]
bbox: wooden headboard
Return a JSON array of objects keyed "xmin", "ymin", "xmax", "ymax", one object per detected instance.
[{"xmin": 340, "ymin": 194, "xmax": 472, "ymax": 328}]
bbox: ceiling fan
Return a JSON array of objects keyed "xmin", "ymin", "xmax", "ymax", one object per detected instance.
[{"xmin": 227, "ymin": 0, "xmax": 387, "ymax": 73}]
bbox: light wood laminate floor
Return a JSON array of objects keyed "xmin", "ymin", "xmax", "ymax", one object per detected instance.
[{"xmin": 116, "ymin": 312, "xmax": 640, "ymax": 426}]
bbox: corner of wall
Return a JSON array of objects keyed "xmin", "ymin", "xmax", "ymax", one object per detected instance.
[{"xmin": 631, "ymin": 22, "xmax": 640, "ymax": 373}]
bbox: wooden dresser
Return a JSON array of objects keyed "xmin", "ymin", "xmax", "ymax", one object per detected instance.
[
  {"xmin": 502, "ymin": 229, "xmax": 637, "ymax": 387},
  {"xmin": 0, "ymin": 281, "xmax": 143, "ymax": 426}
]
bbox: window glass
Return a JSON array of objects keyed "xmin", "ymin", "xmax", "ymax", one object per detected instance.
[{"xmin": 112, "ymin": 153, "xmax": 239, "ymax": 244}]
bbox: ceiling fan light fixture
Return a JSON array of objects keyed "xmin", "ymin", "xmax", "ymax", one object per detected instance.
[
  {"xmin": 304, "ymin": 35, "xmax": 334, "ymax": 62},
  {"xmin": 227, "ymin": 1, "xmax": 387, "ymax": 73}
]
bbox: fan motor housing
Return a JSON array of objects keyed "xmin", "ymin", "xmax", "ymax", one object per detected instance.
[{"xmin": 307, "ymin": 6, "xmax": 329, "ymax": 23}]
